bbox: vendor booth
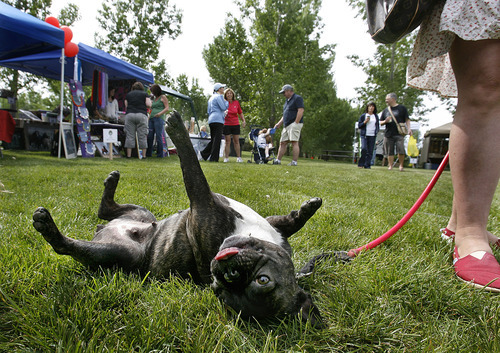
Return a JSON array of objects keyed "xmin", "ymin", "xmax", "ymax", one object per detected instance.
[
  {"xmin": 1, "ymin": 35, "xmax": 154, "ymax": 157},
  {"xmin": 419, "ymin": 122, "xmax": 451, "ymax": 169}
]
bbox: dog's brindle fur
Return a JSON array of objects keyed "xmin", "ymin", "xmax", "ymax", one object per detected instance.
[{"xmin": 33, "ymin": 111, "xmax": 323, "ymax": 326}]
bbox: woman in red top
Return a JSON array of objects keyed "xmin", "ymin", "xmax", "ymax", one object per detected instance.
[{"xmin": 223, "ymin": 88, "xmax": 246, "ymax": 162}]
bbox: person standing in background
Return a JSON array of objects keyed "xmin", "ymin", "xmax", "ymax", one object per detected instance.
[
  {"xmin": 273, "ymin": 84, "xmax": 304, "ymax": 166},
  {"xmin": 146, "ymin": 84, "xmax": 169, "ymax": 158},
  {"xmin": 379, "ymin": 93, "xmax": 411, "ymax": 171},
  {"xmin": 357, "ymin": 102, "xmax": 379, "ymax": 169},
  {"xmin": 201, "ymin": 83, "xmax": 228, "ymax": 162},
  {"xmin": 223, "ymin": 88, "xmax": 246, "ymax": 163},
  {"xmin": 124, "ymin": 81, "xmax": 151, "ymax": 159}
]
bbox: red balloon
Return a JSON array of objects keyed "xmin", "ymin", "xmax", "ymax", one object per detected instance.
[
  {"xmin": 45, "ymin": 16, "xmax": 60, "ymax": 27},
  {"xmin": 61, "ymin": 26, "xmax": 73, "ymax": 44},
  {"xmin": 64, "ymin": 42, "xmax": 79, "ymax": 58}
]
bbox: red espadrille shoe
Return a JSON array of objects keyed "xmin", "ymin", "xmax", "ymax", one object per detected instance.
[{"xmin": 453, "ymin": 247, "xmax": 500, "ymax": 293}]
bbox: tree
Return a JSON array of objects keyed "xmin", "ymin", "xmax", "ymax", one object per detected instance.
[
  {"xmin": 203, "ymin": 15, "xmax": 257, "ymax": 113},
  {"xmin": 168, "ymin": 74, "xmax": 209, "ymax": 122},
  {"xmin": 349, "ymin": 34, "xmax": 433, "ymax": 121},
  {"xmin": 203, "ymin": 0, "xmax": 358, "ymax": 156},
  {"xmin": 95, "ymin": 0, "xmax": 182, "ymax": 85}
]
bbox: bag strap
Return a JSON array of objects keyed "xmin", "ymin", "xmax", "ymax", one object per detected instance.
[{"xmin": 388, "ymin": 106, "xmax": 404, "ymax": 135}]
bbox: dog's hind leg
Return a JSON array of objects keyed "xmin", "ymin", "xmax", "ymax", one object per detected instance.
[
  {"xmin": 164, "ymin": 112, "xmax": 213, "ymax": 210},
  {"xmin": 33, "ymin": 207, "xmax": 143, "ymax": 270},
  {"xmin": 165, "ymin": 112, "xmax": 229, "ymax": 282},
  {"xmin": 98, "ymin": 171, "xmax": 156, "ymax": 223},
  {"xmin": 266, "ymin": 197, "xmax": 322, "ymax": 238}
]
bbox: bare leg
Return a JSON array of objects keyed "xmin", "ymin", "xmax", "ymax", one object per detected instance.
[
  {"xmin": 276, "ymin": 141, "xmax": 288, "ymax": 161},
  {"xmin": 398, "ymin": 154, "xmax": 405, "ymax": 171},
  {"xmin": 224, "ymin": 135, "xmax": 231, "ymax": 158},
  {"xmin": 291, "ymin": 141, "xmax": 300, "ymax": 162},
  {"xmin": 449, "ymin": 38, "xmax": 500, "ymax": 258},
  {"xmin": 232, "ymin": 134, "xmax": 241, "ymax": 157},
  {"xmin": 446, "ymin": 197, "xmax": 500, "ymax": 245},
  {"xmin": 387, "ymin": 155, "xmax": 394, "ymax": 170}
]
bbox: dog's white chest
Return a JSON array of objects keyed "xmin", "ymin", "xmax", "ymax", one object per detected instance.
[{"xmin": 226, "ymin": 197, "xmax": 283, "ymax": 246}]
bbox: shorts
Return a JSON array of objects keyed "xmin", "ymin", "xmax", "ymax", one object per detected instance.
[
  {"xmin": 383, "ymin": 135, "xmax": 405, "ymax": 156},
  {"xmin": 223, "ymin": 125, "xmax": 240, "ymax": 136},
  {"xmin": 280, "ymin": 122, "xmax": 303, "ymax": 142}
]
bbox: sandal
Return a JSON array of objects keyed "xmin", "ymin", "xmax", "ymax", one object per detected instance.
[{"xmin": 453, "ymin": 247, "xmax": 500, "ymax": 292}]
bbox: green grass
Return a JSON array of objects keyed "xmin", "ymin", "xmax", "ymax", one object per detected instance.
[{"xmin": 1, "ymin": 150, "xmax": 499, "ymax": 352}]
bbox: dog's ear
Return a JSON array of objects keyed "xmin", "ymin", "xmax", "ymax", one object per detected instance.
[{"xmin": 293, "ymin": 290, "xmax": 324, "ymax": 329}]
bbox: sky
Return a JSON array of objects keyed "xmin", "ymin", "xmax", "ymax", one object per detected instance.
[{"xmin": 50, "ymin": 0, "xmax": 452, "ymax": 132}]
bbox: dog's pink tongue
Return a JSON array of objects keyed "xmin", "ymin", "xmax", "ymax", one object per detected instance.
[{"xmin": 214, "ymin": 247, "xmax": 240, "ymax": 261}]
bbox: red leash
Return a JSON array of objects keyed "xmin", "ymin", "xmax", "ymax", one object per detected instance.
[{"xmin": 347, "ymin": 151, "xmax": 450, "ymax": 258}]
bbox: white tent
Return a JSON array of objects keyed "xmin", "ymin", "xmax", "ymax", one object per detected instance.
[{"xmin": 419, "ymin": 122, "xmax": 451, "ymax": 168}]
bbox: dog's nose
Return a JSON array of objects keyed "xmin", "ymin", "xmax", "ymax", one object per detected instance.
[{"xmin": 223, "ymin": 269, "xmax": 240, "ymax": 282}]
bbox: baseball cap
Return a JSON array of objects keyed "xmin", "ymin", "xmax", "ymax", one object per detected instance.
[
  {"xmin": 279, "ymin": 84, "xmax": 293, "ymax": 94},
  {"xmin": 213, "ymin": 83, "xmax": 226, "ymax": 92}
]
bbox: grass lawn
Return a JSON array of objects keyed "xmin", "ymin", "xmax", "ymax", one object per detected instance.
[{"xmin": 1, "ymin": 150, "xmax": 499, "ymax": 352}]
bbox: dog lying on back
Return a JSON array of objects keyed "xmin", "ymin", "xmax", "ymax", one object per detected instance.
[{"xmin": 33, "ymin": 111, "xmax": 331, "ymax": 326}]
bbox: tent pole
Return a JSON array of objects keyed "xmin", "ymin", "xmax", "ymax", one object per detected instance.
[
  {"xmin": 58, "ymin": 48, "xmax": 65, "ymax": 158},
  {"xmin": 70, "ymin": 55, "xmax": 78, "ymax": 126}
]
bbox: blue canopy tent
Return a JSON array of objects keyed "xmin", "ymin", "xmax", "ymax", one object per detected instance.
[
  {"xmin": 0, "ymin": 1, "xmax": 65, "ymax": 60},
  {"xmin": 0, "ymin": 1, "xmax": 68, "ymax": 157},
  {"xmin": 0, "ymin": 41, "xmax": 154, "ymax": 158},
  {"xmin": 0, "ymin": 3, "xmax": 154, "ymax": 158},
  {"xmin": 0, "ymin": 43, "xmax": 154, "ymax": 85}
]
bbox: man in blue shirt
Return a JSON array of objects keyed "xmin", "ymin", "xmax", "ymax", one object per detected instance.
[
  {"xmin": 201, "ymin": 83, "xmax": 228, "ymax": 162},
  {"xmin": 273, "ymin": 84, "xmax": 304, "ymax": 166}
]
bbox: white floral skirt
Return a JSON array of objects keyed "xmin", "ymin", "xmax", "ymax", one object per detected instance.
[{"xmin": 407, "ymin": 0, "xmax": 500, "ymax": 98}]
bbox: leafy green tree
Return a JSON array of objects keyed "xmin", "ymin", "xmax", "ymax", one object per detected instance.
[
  {"xmin": 95, "ymin": 0, "xmax": 182, "ymax": 85},
  {"xmin": 203, "ymin": 15, "xmax": 257, "ymax": 114},
  {"xmin": 168, "ymin": 74, "xmax": 209, "ymax": 122},
  {"xmin": 203, "ymin": 0, "xmax": 358, "ymax": 156},
  {"xmin": 349, "ymin": 35, "xmax": 433, "ymax": 122}
]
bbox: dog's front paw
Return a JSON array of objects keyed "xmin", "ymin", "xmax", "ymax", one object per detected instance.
[{"xmin": 33, "ymin": 207, "xmax": 66, "ymax": 252}]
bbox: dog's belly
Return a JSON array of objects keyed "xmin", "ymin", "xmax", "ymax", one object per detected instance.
[
  {"xmin": 225, "ymin": 197, "xmax": 284, "ymax": 247},
  {"xmin": 93, "ymin": 219, "xmax": 154, "ymax": 244}
]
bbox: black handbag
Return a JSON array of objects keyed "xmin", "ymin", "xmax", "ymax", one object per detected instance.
[{"xmin": 366, "ymin": 0, "xmax": 438, "ymax": 44}]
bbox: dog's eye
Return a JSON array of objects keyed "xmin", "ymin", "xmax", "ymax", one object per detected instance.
[{"xmin": 256, "ymin": 275, "xmax": 270, "ymax": 285}]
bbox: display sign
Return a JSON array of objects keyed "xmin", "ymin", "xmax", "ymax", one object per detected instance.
[{"xmin": 103, "ymin": 129, "xmax": 118, "ymax": 144}]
